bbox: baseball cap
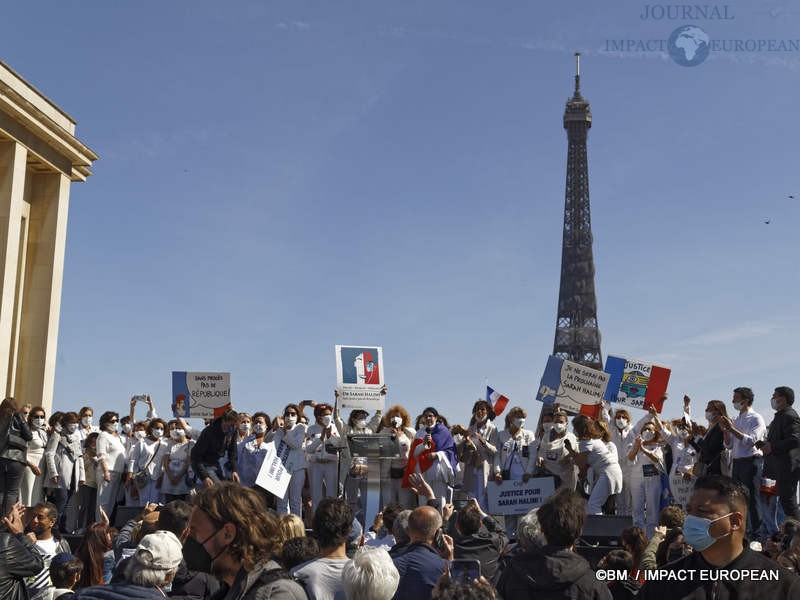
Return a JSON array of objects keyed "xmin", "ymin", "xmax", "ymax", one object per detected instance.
[{"xmin": 135, "ymin": 531, "xmax": 183, "ymax": 570}]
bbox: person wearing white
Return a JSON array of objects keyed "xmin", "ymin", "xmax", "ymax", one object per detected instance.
[
  {"xmin": 649, "ymin": 404, "xmax": 697, "ymax": 510},
  {"xmin": 126, "ymin": 418, "xmax": 168, "ymax": 506},
  {"xmin": 720, "ymin": 386, "xmax": 767, "ymax": 538},
  {"xmin": 271, "ymin": 404, "xmax": 308, "ymax": 517},
  {"xmin": 376, "ymin": 406, "xmax": 415, "ymax": 509},
  {"xmin": 626, "ymin": 419, "xmax": 665, "ymax": 537},
  {"xmin": 237, "ymin": 411, "xmax": 271, "ymax": 488},
  {"xmin": 95, "ymin": 411, "xmax": 127, "ymax": 522},
  {"xmin": 411, "ymin": 407, "xmax": 456, "ymax": 510},
  {"xmin": 77, "ymin": 407, "xmax": 98, "ymax": 446},
  {"xmin": 342, "ymin": 546, "xmax": 400, "ymax": 600},
  {"xmin": 568, "ymin": 415, "xmax": 623, "ymax": 515},
  {"xmin": 493, "ymin": 407, "xmax": 536, "ymax": 538},
  {"xmin": 535, "ymin": 409, "xmax": 578, "ymax": 492},
  {"xmin": 161, "ymin": 420, "xmax": 195, "ymax": 501},
  {"xmin": 44, "ymin": 413, "xmax": 85, "ymax": 531},
  {"xmin": 237, "ymin": 412, "xmax": 252, "ymax": 444},
  {"xmin": 459, "ymin": 400, "xmax": 498, "ymax": 513},
  {"xmin": 305, "ymin": 404, "xmax": 341, "ymax": 513},
  {"xmin": 21, "ymin": 407, "xmax": 49, "ymax": 507}
]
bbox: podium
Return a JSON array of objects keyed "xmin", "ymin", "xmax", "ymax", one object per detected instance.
[{"xmin": 347, "ymin": 434, "xmax": 401, "ymax": 528}]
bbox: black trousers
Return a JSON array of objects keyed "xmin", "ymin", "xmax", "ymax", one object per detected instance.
[
  {"xmin": 732, "ymin": 457, "xmax": 761, "ymax": 535},
  {"xmin": 776, "ymin": 462, "xmax": 800, "ymax": 522},
  {"xmin": 0, "ymin": 458, "xmax": 25, "ymax": 516}
]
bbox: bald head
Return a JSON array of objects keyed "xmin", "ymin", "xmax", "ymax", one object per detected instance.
[{"xmin": 407, "ymin": 506, "xmax": 442, "ymax": 544}]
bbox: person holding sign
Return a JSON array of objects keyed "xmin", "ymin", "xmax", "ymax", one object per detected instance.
[
  {"xmin": 305, "ymin": 403, "xmax": 341, "ymax": 514},
  {"xmin": 627, "ymin": 418, "xmax": 666, "ymax": 537},
  {"xmin": 599, "ymin": 403, "xmax": 643, "ymax": 517},
  {"xmin": 271, "ymin": 404, "xmax": 308, "ymax": 517},
  {"xmin": 534, "ymin": 408, "xmax": 578, "ymax": 492},
  {"xmin": 649, "ymin": 400, "xmax": 697, "ymax": 510},
  {"xmin": 404, "ymin": 407, "xmax": 457, "ymax": 511},
  {"xmin": 492, "ymin": 407, "xmax": 535, "ymax": 537},
  {"xmin": 567, "ymin": 415, "xmax": 623, "ymax": 515}
]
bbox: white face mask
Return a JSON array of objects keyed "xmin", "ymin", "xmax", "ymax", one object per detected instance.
[
  {"xmin": 641, "ymin": 430, "xmax": 655, "ymax": 442},
  {"xmin": 391, "ymin": 416, "xmax": 403, "ymax": 428},
  {"xmin": 66, "ymin": 423, "xmax": 78, "ymax": 434},
  {"xmin": 81, "ymin": 416, "xmax": 92, "ymax": 428},
  {"xmin": 553, "ymin": 423, "xmax": 567, "ymax": 434},
  {"xmin": 54, "ymin": 423, "xmax": 63, "ymax": 433},
  {"xmin": 320, "ymin": 415, "xmax": 332, "ymax": 427},
  {"xmin": 542, "ymin": 423, "xmax": 554, "ymax": 433},
  {"xmin": 239, "ymin": 423, "xmax": 251, "ymax": 433},
  {"xmin": 705, "ymin": 411, "xmax": 716, "ymax": 421},
  {"xmin": 733, "ymin": 401, "xmax": 743, "ymax": 412},
  {"xmin": 122, "ymin": 423, "xmax": 133, "ymax": 434},
  {"xmin": 134, "ymin": 430, "xmax": 146, "ymax": 440},
  {"xmin": 32, "ymin": 417, "xmax": 46, "ymax": 429},
  {"xmin": 615, "ymin": 418, "xmax": 628, "ymax": 429},
  {"xmin": 151, "ymin": 428, "xmax": 164, "ymax": 439},
  {"xmin": 513, "ymin": 418, "xmax": 526, "ymax": 429},
  {"xmin": 286, "ymin": 416, "xmax": 297, "ymax": 426},
  {"xmin": 254, "ymin": 423, "xmax": 267, "ymax": 434},
  {"xmin": 356, "ymin": 419, "xmax": 368, "ymax": 429},
  {"xmin": 171, "ymin": 429, "xmax": 184, "ymax": 440},
  {"xmin": 771, "ymin": 398, "xmax": 780, "ymax": 411},
  {"xmin": 108, "ymin": 422, "xmax": 119, "ymax": 433}
]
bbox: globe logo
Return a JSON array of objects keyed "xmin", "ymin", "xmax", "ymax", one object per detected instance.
[{"xmin": 668, "ymin": 25, "xmax": 711, "ymax": 66}]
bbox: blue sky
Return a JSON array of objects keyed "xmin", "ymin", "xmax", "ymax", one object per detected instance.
[{"xmin": 2, "ymin": 0, "xmax": 798, "ymax": 429}]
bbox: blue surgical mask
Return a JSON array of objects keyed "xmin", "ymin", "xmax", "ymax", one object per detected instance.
[{"xmin": 682, "ymin": 512, "xmax": 733, "ymax": 551}]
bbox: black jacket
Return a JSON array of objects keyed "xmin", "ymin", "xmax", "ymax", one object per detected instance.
[
  {"xmin": 0, "ymin": 412, "xmax": 33, "ymax": 463},
  {"xmin": 766, "ymin": 407, "xmax": 800, "ymax": 474},
  {"xmin": 638, "ymin": 546, "xmax": 800, "ymax": 599},
  {"xmin": 190, "ymin": 418, "xmax": 237, "ymax": 479},
  {"xmin": 0, "ymin": 531, "xmax": 46, "ymax": 600},
  {"xmin": 169, "ymin": 560, "xmax": 221, "ymax": 599},
  {"xmin": 692, "ymin": 425, "xmax": 724, "ymax": 475},
  {"xmin": 453, "ymin": 515, "xmax": 508, "ymax": 581},
  {"xmin": 497, "ymin": 545, "xmax": 612, "ymax": 599}
]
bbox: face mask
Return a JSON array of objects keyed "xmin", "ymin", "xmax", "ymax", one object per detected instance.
[
  {"xmin": 771, "ymin": 398, "xmax": 780, "ymax": 411},
  {"xmin": 151, "ymin": 428, "xmax": 163, "ymax": 439},
  {"xmin": 183, "ymin": 529, "xmax": 224, "ymax": 573},
  {"xmin": 615, "ymin": 418, "xmax": 628, "ymax": 429},
  {"xmin": 285, "ymin": 416, "xmax": 297, "ymax": 427},
  {"xmin": 81, "ymin": 416, "xmax": 92, "ymax": 428},
  {"xmin": 239, "ymin": 423, "xmax": 250, "ymax": 433},
  {"xmin": 554, "ymin": 423, "xmax": 567, "ymax": 434},
  {"xmin": 66, "ymin": 423, "xmax": 78, "ymax": 434},
  {"xmin": 733, "ymin": 401, "xmax": 743, "ymax": 412},
  {"xmin": 705, "ymin": 411, "xmax": 716, "ymax": 421},
  {"xmin": 542, "ymin": 423, "xmax": 554, "ymax": 433},
  {"xmin": 641, "ymin": 430, "xmax": 655, "ymax": 442},
  {"xmin": 391, "ymin": 416, "xmax": 403, "ymax": 428},
  {"xmin": 134, "ymin": 431, "xmax": 146, "ymax": 440},
  {"xmin": 122, "ymin": 423, "xmax": 133, "ymax": 434},
  {"xmin": 514, "ymin": 418, "xmax": 525, "ymax": 429},
  {"xmin": 32, "ymin": 417, "xmax": 46, "ymax": 429},
  {"xmin": 254, "ymin": 423, "xmax": 267, "ymax": 434},
  {"xmin": 320, "ymin": 415, "xmax": 332, "ymax": 427},
  {"xmin": 356, "ymin": 419, "xmax": 367, "ymax": 429},
  {"xmin": 171, "ymin": 429, "xmax": 185, "ymax": 440},
  {"xmin": 682, "ymin": 513, "xmax": 733, "ymax": 551}
]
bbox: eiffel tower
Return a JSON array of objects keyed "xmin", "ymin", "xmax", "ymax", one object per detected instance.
[{"xmin": 552, "ymin": 53, "xmax": 602, "ymax": 371}]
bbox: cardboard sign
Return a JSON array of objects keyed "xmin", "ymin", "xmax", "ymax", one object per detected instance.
[
  {"xmin": 254, "ymin": 441, "xmax": 293, "ymax": 499},
  {"xmin": 603, "ymin": 356, "xmax": 671, "ymax": 412},
  {"xmin": 335, "ymin": 345, "xmax": 385, "ymax": 413},
  {"xmin": 172, "ymin": 372, "xmax": 231, "ymax": 419},
  {"xmin": 487, "ymin": 476, "xmax": 557, "ymax": 516},
  {"xmin": 535, "ymin": 356, "xmax": 610, "ymax": 417}
]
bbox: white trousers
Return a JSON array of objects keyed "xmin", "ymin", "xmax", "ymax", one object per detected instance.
[
  {"xmin": 587, "ymin": 474, "xmax": 616, "ymax": 515},
  {"xmin": 630, "ymin": 474, "xmax": 662, "ymax": 537},
  {"xmin": 616, "ymin": 467, "xmax": 633, "ymax": 515},
  {"xmin": 467, "ymin": 467, "xmax": 489, "ymax": 513},
  {"xmin": 97, "ymin": 471, "xmax": 123, "ymax": 522},
  {"xmin": 309, "ymin": 462, "xmax": 338, "ymax": 513},
  {"xmin": 277, "ymin": 469, "xmax": 306, "ymax": 517}
]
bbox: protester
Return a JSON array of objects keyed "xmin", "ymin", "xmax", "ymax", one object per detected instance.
[
  {"xmin": 597, "ymin": 549, "xmax": 640, "ymax": 600},
  {"xmin": 190, "ymin": 409, "xmax": 240, "ymax": 488},
  {"xmin": 389, "ymin": 509, "xmax": 412, "ymax": 558},
  {"xmin": 392, "ymin": 505, "xmax": 453, "ymax": 600},
  {"xmin": 690, "ymin": 399, "xmax": 727, "ymax": 477},
  {"xmin": 535, "ymin": 408, "xmax": 578, "ymax": 492},
  {"xmin": 95, "ymin": 411, "xmax": 126, "ymax": 523},
  {"xmin": 237, "ymin": 411, "xmax": 270, "ymax": 489},
  {"xmin": 763, "ymin": 386, "xmax": 800, "ymax": 522},
  {"xmin": 25, "ymin": 502, "xmax": 71, "ymax": 600},
  {"xmin": 601, "ymin": 403, "xmax": 637, "ymax": 516},
  {"xmin": 334, "ymin": 393, "xmax": 382, "ymax": 515},
  {"xmin": 568, "ymin": 414, "xmax": 623, "ymax": 515},
  {"xmin": 619, "ymin": 526, "xmax": 647, "ymax": 576},
  {"xmin": 405, "ymin": 407, "xmax": 458, "ymax": 510},
  {"xmin": 0, "ymin": 396, "xmax": 33, "ymax": 515},
  {"xmin": 638, "ymin": 475, "xmax": 800, "ymax": 598},
  {"xmin": 161, "ymin": 419, "xmax": 194, "ymax": 502},
  {"xmin": 365, "ymin": 502, "xmax": 403, "ymax": 551},
  {"xmin": 77, "ymin": 407, "xmax": 97, "ymax": 446},
  {"xmin": 291, "ymin": 497, "xmax": 352, "ymax": 599},
  {"xmin": 22, "ymin": 406, "xmax": 49, "ymax": 507},
  {"xmin": 236, "ymin": 413, "xmax": 252, "ymax": 444},
  {"xmin": 49, "ymin": 552, "xmax": 82, "ymax": 599},
  {"xmin": 719, "ymin": 387, "xmax": 767, "ymax": 537},
  {"xmin": 376, "ymin": 405, "xmax": 415, "ymax": 508},
  {"xmin": 281, "ymin": 537, "xmax": 320, "ymax": 571},
  {"xmin": 127, "ymin": 418, "xmax": 167, "ymax": 506},
  {"xmin": 626, "ymin": 419, "xmax": 665, "ymax": 536},
  {"xmin": 271, "ymin": 404, "xmax": 308, "ymax": 517},
  {"xmin": 306, "ymin": 403, "xmax": 341, "ymax": 513},
  {"xmin": 185, "ymin": 482, "xmax": 306, "ymax": 599},
  {"xmin": 452, "ymin": 499, "xmax": 507, "ymax": 581},
  {"xmin": 457, "ymin": 401, "xmax": 498, "ymax": 512},
  {"xmin": 0, "ymin": 502, "xmax": 45, "ymax": 600},
  {"xmin": 45, "ymin": 412, "xmax": 85, "ymax": 531},
  {"xmin": 75, "ymin": 522, "xmax": 114, "ymax": 588},
  {"xmin": 649, "ymin": 401, "xmax": 697, "ymax": 509},
  {"xmin": 341, "ymin": 546, "xmax": 400, "ymax": 600}
]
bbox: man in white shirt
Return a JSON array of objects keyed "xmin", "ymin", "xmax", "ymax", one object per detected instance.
[
  {"xmin": 720, "ymin": 387, "xmax": 767, "ymax": 538},
  {"xmin": 25, "ymin": 502, "xmax": 70, "ymax": 600}
]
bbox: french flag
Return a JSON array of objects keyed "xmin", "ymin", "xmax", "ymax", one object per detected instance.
[{"xmin": 487, "ymin": 386, "xmax": 510, "ymax": 416}]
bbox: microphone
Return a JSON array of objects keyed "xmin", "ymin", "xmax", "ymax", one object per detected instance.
[{"xmin": 424, "ymin": 427, "xmax": 432, "ymax": 449}]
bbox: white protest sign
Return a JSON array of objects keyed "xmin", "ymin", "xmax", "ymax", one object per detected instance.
[
  {"xmin": 487, "ymin": 476, "xmax": 557, "ymax": 516},
  {"xmin": 536, "ymin": 356, "xmax": 609, "ymax": 416},
  {"xmin": 335, "ymin": 345, "xmax": 385, "ymax": 414},
  {"xmin": 255, "ymin": 441, "xmax": 293, "ymax": 499},
  {"xmin": 172, "ymin": 371, "xmax": 231, "ymax": 419}
]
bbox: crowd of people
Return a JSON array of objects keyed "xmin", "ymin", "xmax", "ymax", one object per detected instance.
[{"xmin": 0, "ymin": 384, "xmax": 799, "ymax": 599}]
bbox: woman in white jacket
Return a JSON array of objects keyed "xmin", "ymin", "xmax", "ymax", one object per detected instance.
[
  {"xmin": 95, "ymin": 411, "xmax": 126, "ymax": 522},
  {"xmin": 271, "ymin": 403, "xmax": 308, "ymax": 517},
  {"xmin": 21, "ymin": 406, "xmax": 49, "ymax": 507},
  {"xmin": 305, "ymin": 403, "xmax": 340, "ymax": 513},
  {"xmin": 44, "ymin": 411, "xmax": 85, "ymax": 531},
  {"xmin": 535, "ymin": 409, "xmax": 578, "ymax": 492},
  {"xmin": 126, "ymin": 418, "xmax": 168, "ymax": 506},
  {"xmin": 493, "ymin": 406, "xmax": 536, "ymax": 537},
  {"xmin": 458, "ymin": 400, "xmax": 498, "ymax": 512},
  {"xmin": 376, "ymin": 405, "xmax": 415, "ymax": 509}
]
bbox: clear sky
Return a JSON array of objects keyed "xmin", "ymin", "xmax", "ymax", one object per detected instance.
[{"xmin": 2, "ymin": 0, "xmax": 798, "ymax": 429}]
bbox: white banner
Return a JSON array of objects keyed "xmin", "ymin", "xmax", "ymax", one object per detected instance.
[
  {"xmin": 487, "ymin": 476, "xmax": 557, "ymax": 516},
  {"xmin": 335, "ymin": 345, "xmax": 385, "ymax": 413},
  {"xmin": 254, "ymin": 441, "xmax": 293, "ymax": 499},
  {"xmin": 172, "ymin": 371, "xmax": 231, "ymax": 419}
]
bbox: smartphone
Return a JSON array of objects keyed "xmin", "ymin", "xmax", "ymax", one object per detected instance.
[
  {"xmin": 132, "ymin": 394, "xmax": 147, "ymax": 403},
  {"xmin": 446, "ymin": 487, "xmax": 454, "ymax": 506},
  {"xmin": 450, "ymin": 559, "xmax": 481, "ymax": 583},
  {"xmin": 433, "ymin": 528, "xmax": 446, "ymax": 552},
  {"xmin": 453, "ymin": 489, "xmax": 469, "ymax": 511}
]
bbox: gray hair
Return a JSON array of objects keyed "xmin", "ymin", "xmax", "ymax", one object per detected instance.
[
  {"xmin": 517, "ymin": 507, "xmax": 546, "ymax": 551},
  {"xmin": 342, "ymin": 546, "xmax": 400, "ymax": 600},
  {"xmin": 124, "ymin": 550, "xmax": 175, "ymax": 588},
  {"xmin": 392, "ymin": 509, "xmax": 412, "ymax": 546}
]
